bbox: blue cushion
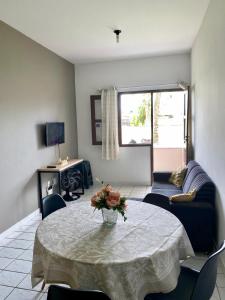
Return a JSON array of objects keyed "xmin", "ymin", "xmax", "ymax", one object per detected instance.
[
  {"xmin": 151, "ymin": 189, "xmax": 183, "ymax": 198},
  {"xmin": 183, "ymin": 166, "xmax": 204, "ymax": 193},
  {"xmin": 152, "ymin": 182, "xmax": 181, "ymax": 191},
  {"xmin": 182, "ymin": 160, "xmax": 199, "ymax": 189}
]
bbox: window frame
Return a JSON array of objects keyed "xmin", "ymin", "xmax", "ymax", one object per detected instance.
[
  {"xmin": 90, "ymin": 95, "xmax": 102, "ymax": 145},
  {"xmin": 90, "ymin": 88, "xmax": 185, "ymax": 147}
]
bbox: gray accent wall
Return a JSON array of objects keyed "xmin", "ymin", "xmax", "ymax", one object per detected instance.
[
  {"xmin": 192, "ymin": 0, "xmax": 225, "ymax": 264},
  {"xmin": 0, "ymin": 21, "xmax": 77, "ymax": 232}
]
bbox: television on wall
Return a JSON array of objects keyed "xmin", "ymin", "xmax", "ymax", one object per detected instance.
[{"xmin": 45, "ymin": 122, "xmax": 65, "ymax": 146}]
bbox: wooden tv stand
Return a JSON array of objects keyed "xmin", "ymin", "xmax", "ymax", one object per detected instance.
[{"xmin": 37, "ymin": 159, "xmax": 84, "ymax": 215}]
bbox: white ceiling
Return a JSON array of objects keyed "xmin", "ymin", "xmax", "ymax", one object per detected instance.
[{"xmin": 0, "ymin": 0, "xmax": 209, "ymax": 64}]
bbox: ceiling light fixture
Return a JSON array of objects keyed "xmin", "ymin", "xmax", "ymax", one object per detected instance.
[{"xmin": 113, "ymin": 29, "xmax": 122, "ymax": 43}]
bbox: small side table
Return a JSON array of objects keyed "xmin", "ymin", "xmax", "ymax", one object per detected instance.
[{"xmin": 37, "ymin": 159, "xmax": 84, "ymax": 216}]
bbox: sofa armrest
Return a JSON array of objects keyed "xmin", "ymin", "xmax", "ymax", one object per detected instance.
[
  {"xmin": 170, "ymin": 201, "xmax": 215, "ymax": 219},
  {"xmin": 170, "ymin": 201, "xmax": 214, "ymax": 211},
  {"xmin": 170, "ymin": 201, "xmax": 215, "ymax": 252},
  {"xmin": 153, "ymin": 172, "xmax": 172, "ymax": 182},
  {"xmin": 143, "ymin": 193, "xmax": 171, "ymax": 211}
]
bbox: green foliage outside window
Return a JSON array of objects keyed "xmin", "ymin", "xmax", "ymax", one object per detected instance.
[
  {"xmin": 130, "ymin": 98, "xmax": 151, "ymax": 126},
  {"xmin": 129, "ymin": 94, "xmax": 161, "ymax": 144}
]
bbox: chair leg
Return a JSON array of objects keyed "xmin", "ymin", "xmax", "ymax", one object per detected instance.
[{"xmin": 41, "ymin": 280, "xmax": 45, "ymax": 291}]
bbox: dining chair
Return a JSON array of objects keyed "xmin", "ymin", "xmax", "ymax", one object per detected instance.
[
  {"xmin": 42, "ymin": 193, "xmax": 66, "ymax": 219},
  {"xmin": 47, "ymin": 285, "xmax": 111, "ymax": 300},
  {"xmin": 145, "ymin": 240, "xmax": 225, "ymax": 300}
]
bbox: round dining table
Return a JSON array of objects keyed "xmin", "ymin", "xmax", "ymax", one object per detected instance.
[{"xmin": 32, "ymin": 200, "xmax": 194, "ymax": 300}]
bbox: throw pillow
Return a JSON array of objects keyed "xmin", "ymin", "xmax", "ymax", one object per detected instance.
[
  {"xmin": 169, "ymin": 167, "xmax": 187, "ymax": 188},
  {"xmin": 170, "ymin": 189, "xmax": 197, "ymax": 202}
]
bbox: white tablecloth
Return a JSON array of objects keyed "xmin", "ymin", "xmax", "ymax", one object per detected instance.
[{"xmin": 32, "ymin": 200, "xmax": 194, "ymax": 300}]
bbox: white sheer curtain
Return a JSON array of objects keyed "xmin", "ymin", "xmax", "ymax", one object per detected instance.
[{"xmin": 101, "ymin": 88, "xmax": 119, "ymax": 160}]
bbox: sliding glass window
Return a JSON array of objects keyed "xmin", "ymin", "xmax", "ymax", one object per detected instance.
[{"xmin": 118, "ymin": 92, "xmax": 152, "ymax": 146}]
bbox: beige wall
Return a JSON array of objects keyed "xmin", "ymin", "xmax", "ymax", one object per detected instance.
[
  {"xmin": 0, "ymin": 21, "xmax": 77, "ymax": 232},
  {"xmin": 192, "ymin": 0, "xmax": 225, "ymax": 264}
]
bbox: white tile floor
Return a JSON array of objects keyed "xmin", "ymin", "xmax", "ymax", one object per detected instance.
[{"xmin": 0, "ymin": 184, "xmax": 224, "ymax": 300}]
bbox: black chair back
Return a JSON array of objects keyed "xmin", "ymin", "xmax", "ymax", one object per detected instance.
[
  {"xmin": 42, "ymin": 193, "xmax": 66, "ymax": 219},
  {"xmin": 191, "ymin": 240, "xmax": 225, "ymax": 300},
  {"xmin": 47, "ymin": 285, "xmax": 111, "ymax": 300}
]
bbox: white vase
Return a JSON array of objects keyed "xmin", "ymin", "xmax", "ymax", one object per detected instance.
[{"xmin": 102, "ymin": 208, "xmax": 118, "ymax": 226}]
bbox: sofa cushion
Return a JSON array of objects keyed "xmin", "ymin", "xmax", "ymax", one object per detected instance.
[
  {"xmin": 182, "ymin": 166, "xmax": 205, "ymax": 193},
  {"xmin": 151, "ymin": 188, "xmax": 183, "ymax": 198},
  {"xmin": 169, "ymin": 167, "xmax": 187, "ymax": 187},
  {"xmin": 182, "ymin": 160, "xmax": 199, "ymax": 189},
  {"xmin": 152, "ymin": 181, "xmax": 181, "ymax": 191},
  {"xmin": 170, "ymin": 189, "xmax": 197, "ymax": 202},
  {"xmin": 153, "ymin": 172, "xmax": 172, "ymax": 182}
]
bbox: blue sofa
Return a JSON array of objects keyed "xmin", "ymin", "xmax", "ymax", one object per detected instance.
[{"xmin": 143, "ymin": 160, "xmax": 216, "ymax": 252}]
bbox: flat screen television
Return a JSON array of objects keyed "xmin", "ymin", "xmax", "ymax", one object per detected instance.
[{"xmin": 45, "ymin": 122, "xmax": 65, "ymax": 146}]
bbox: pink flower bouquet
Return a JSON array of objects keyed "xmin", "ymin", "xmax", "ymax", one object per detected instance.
[{"xmin": 91, "ymin": 180, "xmax": 127, "ymax": 221}]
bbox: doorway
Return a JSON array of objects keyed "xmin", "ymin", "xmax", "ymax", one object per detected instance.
[
  {"xmin": 118, "ymin": 88, "xmax": 189, "ymax": 185},
  {"xmin": 152, "ymin": 90, "xmax": 188, "ymax": 172}
]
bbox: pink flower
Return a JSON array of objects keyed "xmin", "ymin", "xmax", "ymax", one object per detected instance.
[
  {"xmin": 106, "ymin": 191, "xmax": 121, "ymax": 208},
  {"xmin": 102, "ymin": 184, "xmax": 112, "ymax": 193},
  {"xmin": 105, "ymin": 185, "xmax": 112, "ymax": 192},
  {"xmin": 91, "ymin": 195, "xmax": 98, "ymax": 207}
]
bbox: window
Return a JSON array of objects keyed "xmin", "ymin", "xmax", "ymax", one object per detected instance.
[
  {"xmin": 118, "ymin": 92, "xmax": 152, "ymax": 146},
  {"xmin": 90, "ymin": 89, "xmax": 187, "ymax": 150}
]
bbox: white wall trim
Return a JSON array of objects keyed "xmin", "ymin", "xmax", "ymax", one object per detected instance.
[{"xmin": 0, "ymin": 209, "xmax": 39, "ymax": 241}]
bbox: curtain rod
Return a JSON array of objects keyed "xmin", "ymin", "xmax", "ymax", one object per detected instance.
[{"xmin": 97, "ymin": 81, "xmax": 189, "ymax": 93}]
